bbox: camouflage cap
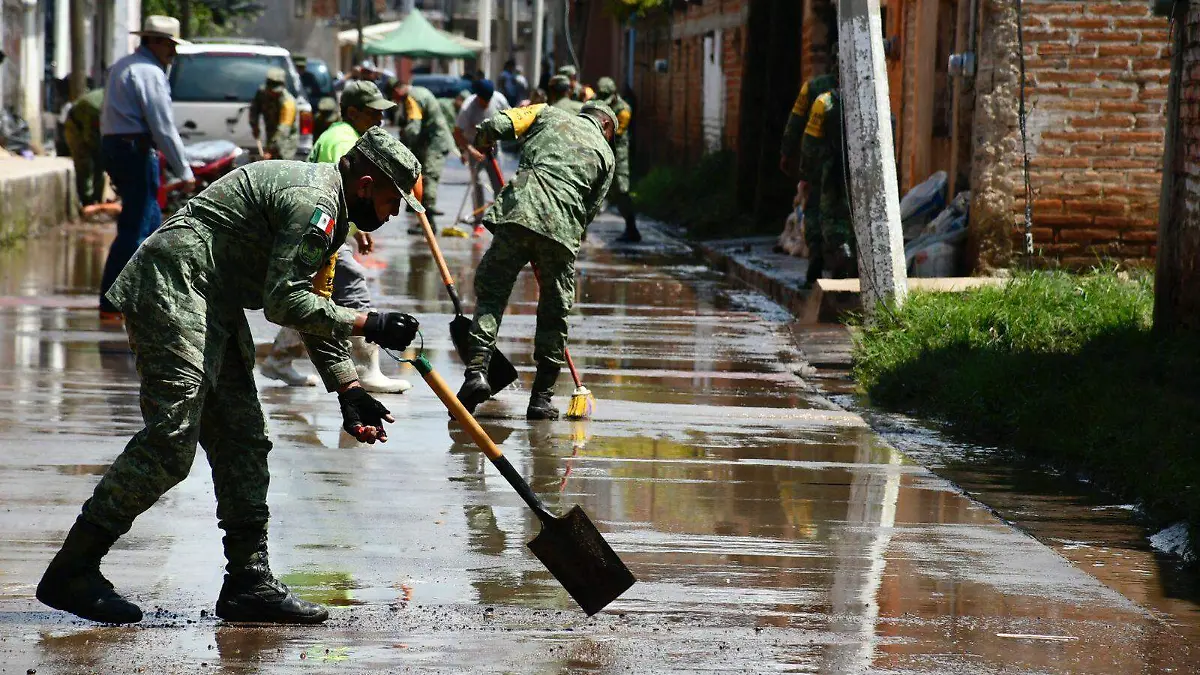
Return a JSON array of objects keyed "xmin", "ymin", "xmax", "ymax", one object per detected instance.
[
  {"xmin": 596, "ymin": 76, "xmax": 617, "ymax": 98},
  {"xmin": 557, "ymin": 64, "xmax": 577, "ymax": 78},
  {"xmin": 353, "ymin": 127, "xmax": 424, "ymax": 213},
  {"xmin": 316, "ymin": 96, "xmax": 338, "ymax": 112},
  {"xmin": 266, "ymin": 67, "xmax": 287, "ymax": 85},
  {"xmin": 548, "ymin": 75, "xmax": 571, "ymax": 95},
  {"xmin": 579, "ymin": 100, "xmax": 617, "ymax": 129},
  {"xmin": 342, "ymin": 80, "xmax": 396, "ymax": 111},
  {"xmin": 292, "ymin": 54, "xmax": 308, "ymax": 67}
]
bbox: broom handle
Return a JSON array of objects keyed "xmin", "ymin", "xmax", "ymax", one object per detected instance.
[
  {"xmin": 413, "ymin": 357, "xmax": 549, "ymax": 518},
  {"xmin": 417, "ymin": 210, "xmax": 466, "ymax": 316},
  {"xmin": 491, "ymin": 155, "xmax": 584, "ymax": 390}
]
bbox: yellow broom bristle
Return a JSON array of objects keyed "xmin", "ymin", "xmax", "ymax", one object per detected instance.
[
  {"xmin": 441, "ymin": 226, "xmax": 470, "ymax": 238},
  {"xmin": 566, "ymin": 386, "xmax": 595, "ymax": 420}
]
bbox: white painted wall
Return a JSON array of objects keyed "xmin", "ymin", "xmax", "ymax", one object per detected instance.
[{"xmin": 700, "ymin": 29, "xmax": 724, "ymax": 153}]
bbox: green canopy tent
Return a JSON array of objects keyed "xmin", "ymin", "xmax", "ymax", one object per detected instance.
[{"xmin": 364, "ymin": 10, "xmax": 478, "ymax": 59}]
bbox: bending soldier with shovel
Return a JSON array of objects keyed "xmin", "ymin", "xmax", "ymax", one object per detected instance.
[{"xmin": 37, "ymin": 128, "xmax": 424, "ymax": 625}]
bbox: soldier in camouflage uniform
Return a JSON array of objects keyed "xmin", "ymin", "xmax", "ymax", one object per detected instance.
[
  {"xmin": 595, "ymin": 76, "xmax": 639, "ymax": 243},
  {"xmin": 394, "ymin": 80, "xmax": 453, "ymax": 233},
  {"xmin": 313, "ymin": 95, "xmax": 340, "ymax": 140},
  {"xmin": 65, "ymin": 88, "xmax": 107, "ymax": 206},
  {"xmin": 36, "ymin": 128, "xmax": 424, "ymax": 626},
  {"xmin": 547, "ymin": 75, "xmax": 583, "ymax": 114},
  {"xmin": 249, "ymin": 67, "xmax": 298, "ymax": 160},
  {"xmin": 456, "ymin": 101, "xmax": 616, "ymax": 420},
  {"xmin": 781, "ymin": 49, "xmax": 839, "ymax": 285},
  {"xmin": 557, "ymin": 65, "xmax": 594, "ymax": 102},
  {"xmin": 799, "ymin": 87, "xmax": 856, "ymax": 279}
]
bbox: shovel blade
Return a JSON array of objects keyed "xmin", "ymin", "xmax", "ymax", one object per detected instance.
[
  {"xmin": 527, "ymin": 505, "xmax": 636, "ymax": 616},
  {"xmin": 449, "ymin": 315, "xmax": 519, "ymax": 394}
]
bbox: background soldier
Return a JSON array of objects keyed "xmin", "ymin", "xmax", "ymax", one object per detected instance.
[
  {"xmin": 394, "ymin": 80, "xmax": 453, "ymax": 232},
  {"xmin": 456, "ymin": 101, "xmax": 616, "ymax": 420},
  {"xmin": 557, "ymin": 65, "xmax": 593, "ymax": 102},
  {"xmin": 36, "ymin": 128, "xmax": 423, "ymax": 626},
  {"xmin": 595, "ymin": 77, "xmax": 638, "ymax": 243},
  {"xmin": 313, "ymin": 95, "xmax": 340, "ymax": 140},
  {"xmin": 799, "ymin": 87, "xmax": 857, "ymax": 279},
  {"xmin": 64, "ymin": 88, "xmax": 106, "ymax": 207},
  {"xmin": 547, "ymin": 75, "xmax": 582, "ymax": 114},
  {"xmin": 262, "ymin": 81, "xmax": 410, "ymax": 394},
  {"xmin": 250, "ymin": 67, "xmax": 298, "ymax": 160},
  {"xmin": 781, "ymin": 46, "xmax": 838, "ymax": 286}
]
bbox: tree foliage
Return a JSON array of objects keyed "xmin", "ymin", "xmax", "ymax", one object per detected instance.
[{"xmin": 142, "ymin": 0, "xmax": 264, "ymax": 37}]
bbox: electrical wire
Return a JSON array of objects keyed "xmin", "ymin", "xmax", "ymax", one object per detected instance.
[{"xmin": 1016, "ymin": 0, "xmax": 1034, "ymax": 260}]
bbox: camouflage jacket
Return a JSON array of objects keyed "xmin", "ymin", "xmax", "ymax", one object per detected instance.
[
  {"xmin": 550, "ymin": 97, "xmax": 584, "ymax": 115},
  {"xmin": 607, "ymin": 94, "xmax": 632, "ymax": 157},
  {"xmin": 781, "ymin": 73, "xmax": 837, "ymax": 159},
  {"xmin": 106, "ymin": 161, "xmax": 358, "ymax": 391},
  {"xmin": 475, "ymin": 104, "xmax": 614, "ymax": 255},
  {"xmin": 65, "ymin": 89, "xmax": 105, "ymax": 150},
  {"xmin": 249, "ymin": 85, "xmax": 298, "ymax": 157},
  {"xmin": 799, "ymin": 89, "xmax": 846, "ymax": 184},
  {"xmin": 398, "ymin": 85, "xmax": 452, "ymax": 155}
]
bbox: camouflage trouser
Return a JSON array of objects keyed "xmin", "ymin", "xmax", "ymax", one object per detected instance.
[
  {"xmin": 65, "ymin": 126, "xmax": 104, "ymax": 206},
  {"xmin": 467, "ymin": 224, "xmax": 576, "ymax": 370},
  {"xmin": 608, "ymin": 142, "xmax": 635, "ymax": 224},
  {"xmin": 819, "ymin": 164, "xmax": 857, "ymax": 279},
  {"xmin": 80, "ymin": 310, "xmax": 272, "ymax": 539},
  {"xmin": 415, "ymin": 146, "xmax": 446, "ymax": 212},
  {"xmin": 268, "ymin": 130, "xmax": 298, "ymax": 160},
  {"xmin": 801, "ymin": 185, "xmax": 824, "ymax": 283}
]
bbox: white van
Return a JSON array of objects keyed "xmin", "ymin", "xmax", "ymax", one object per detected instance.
[{"xmin": 169, "ymin": 42, "xmax": 313, "ymax": 158}]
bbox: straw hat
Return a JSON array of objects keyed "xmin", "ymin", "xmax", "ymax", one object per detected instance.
[{"xmin": 131, "ymin": 15, "xmax": 189, "ymax": 45}]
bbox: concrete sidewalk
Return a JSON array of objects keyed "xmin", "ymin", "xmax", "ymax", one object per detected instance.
[
  {"xmin": 697, "ymin": 235, "xmax": 1006, "ymax": 322},
  {"xmin": 0, "ymin": 157, "xmax": 77, "ymax": 245}
]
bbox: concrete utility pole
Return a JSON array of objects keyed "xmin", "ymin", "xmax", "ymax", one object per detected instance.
[
  {"xmin": 21, "ymin": 0, "xmax": 43, "ymax": 153},
  {"xmin": 531, "ymin": 0, "xmax": 544, "ymax": 85},
  {"xmin": 836, "ymin": 0, "xmax": 907, "ymax": 314},
  {"xmin": 478, "ymin": 0, "xmax": 492, "ymax": 77},
  {"xmin": 69, "ymin": 0, "xmax": 87, "ymax": 99}
]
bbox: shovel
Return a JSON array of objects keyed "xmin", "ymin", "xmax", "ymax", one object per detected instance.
[
  {"xmin": 415, "ymin": 210, "xmax": 519, "ymax": 394},
  {"xmin": 404, "ymin": 352, "xmax": 636, "ymax": 615}
]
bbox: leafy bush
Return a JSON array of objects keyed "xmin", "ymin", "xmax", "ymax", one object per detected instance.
[{"xmin": 632, "ymin": 151, "xmax": 755, "ymax": 239}]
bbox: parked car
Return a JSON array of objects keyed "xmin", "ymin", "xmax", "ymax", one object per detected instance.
[
  {"xmin": 301, "ymin": 57, "xmax": 335, "ymax": 101},
  {"xmin": 168, "ymin": 43, "xmax": 313, "ymax": 158},
  {"xmin": 411, "ymin": 73, "xmax": 473, "ymax": 99}
]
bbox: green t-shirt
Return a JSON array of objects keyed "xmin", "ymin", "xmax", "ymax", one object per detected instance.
[{"xmin": 308, "ymin": 121, "xmax": 360, "ymax": 164}]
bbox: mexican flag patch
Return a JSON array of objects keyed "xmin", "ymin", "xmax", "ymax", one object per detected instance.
[{"xmin": 309, "ymin": 207, "xmax": 335, "ymax": 236}]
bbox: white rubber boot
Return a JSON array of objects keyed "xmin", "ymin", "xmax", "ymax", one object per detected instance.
[
  {"xmin": 351, "ymin": 337, "xmax": 412, "ymax": 394},
  {"xmin": 260, "ymin": 355, "xmax": 319, "ymax": 387}
]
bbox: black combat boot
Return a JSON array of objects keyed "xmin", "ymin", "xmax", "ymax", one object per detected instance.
[
  {"xmin": 456, "ymin": 369, "xmax": 492, "ymax": 415},
  {"xmin": 526, "ymin": 363, "xmax": 562, "ymax": 420},
  {"xmin": 36, "ymin": 516, "xmax": 143, "ymax": 624},
  {"xmin": 615, "ymin": 197, "xmax": 641, "ymax": 243},
  {"xmin": 215, "ymin": 531, "xmax": 328, "ymax": 624}
]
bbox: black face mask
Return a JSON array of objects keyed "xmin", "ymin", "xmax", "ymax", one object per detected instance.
[{"xmin": 348, "ymin": 191, "xmax": 386, "ymax": 232}]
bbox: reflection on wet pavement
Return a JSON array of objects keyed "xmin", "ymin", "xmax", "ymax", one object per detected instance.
[{"xmin": 2, "ymin": 164, "xmax": 1199, "ymax": 673}]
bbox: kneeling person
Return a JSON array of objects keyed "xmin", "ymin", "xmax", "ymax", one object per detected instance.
[
  {"xmin": 37, "ymin": 127, "xmax": 424, "ymax": 626},
  {"xmin": 457, "ymin": 101, "xmax": 616, "ymax": 420}
]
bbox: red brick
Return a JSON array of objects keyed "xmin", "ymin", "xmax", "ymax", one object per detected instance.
[
  {"xmin": 1071, "ymin": 87, "xmax": 1135, "ymax": 100},
  {"xmin": 1066, "ymin": 200, "xmax": 1129, "ymax": 216},
  {"xmin": 1037, "ymin": 213, "xmax": 1095, "ymax": 227},
  {"xmin": 1041, "ymin": 130, "xmax": 1104, "ymax": 142},
  {"xmin": 1115, "ymin": 18, "xmax": 1169, "ymax": 30},
  {"xmin": 1093, "ymin": 158, "xmax": 1160, "ymax": 170},
  {"xmin": 1098, "ymin": 44, "xmax": 1161, "ymax": 57},
  {"xmin": 1120, "ymin": 229, "xmax": 1160, "ymax": 242},
  {"xmin": 1067, "ymin": 56, "xmax": 1131, "ymax": 70},
  {"xmin": 1098, "ymin": 101, "xmax": 1153, "ymax": 113},
  {"xmin": 1051, "ymin": 17, "xmax": 1113, "ymax": 30},
  {"xmin": 1031, "ymin": 157, "xmax": 1092, "ymax": 169},
  {"xmin": 1103, "ymin": 131, "xmax": 1164, "ymax": 144},
  {"xmin": 1088, "ymin": 3, "xmax": 1153, "ymax": 17},
  {"xmin": 1058, "ymin": 228, "xmax": 1122, "ymax": 242},
  {"xmin": 1079, "ymin": 30, "xmax": 1143, "ymax": 43},
  {"xmin": 1069, "ymin": 114, "xmax": 1136, "ymax": 128},
  {"xmin": 1036, "ymin": 70, "xmax": 1099, "ymax": 84}
]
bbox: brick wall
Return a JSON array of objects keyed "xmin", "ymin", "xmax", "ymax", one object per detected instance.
[
  {"xmin": 631, "ymin": 0, "xmax": 748, "ymax": 168},
  {"xmin": 1016, "ymin": 0, "xmax": 1170, "ymax": 266}
]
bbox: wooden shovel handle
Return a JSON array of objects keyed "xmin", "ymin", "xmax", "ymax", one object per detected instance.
[{"xmin": 418, "ymin": 359, "xmax": 504, "ymax": 462}]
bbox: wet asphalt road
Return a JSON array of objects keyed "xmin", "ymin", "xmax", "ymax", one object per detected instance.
[{"xmin": 1, "ymin": 161, "xmax": 1199, "ymax": 673}]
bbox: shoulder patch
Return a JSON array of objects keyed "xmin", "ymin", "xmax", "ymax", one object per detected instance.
[
  {"xmin": 298, "ymin": 230, "xmax": 328, "ymax": 268},
  {"xmin": 805, "ymin": 94, "xmax": 832, "ymax": 139},
  {"xmin": 503, "ymin": 104, "xmax": 547, "ymax": 137},
  {"xmin": 309, "ymin": 207, "xmax": 335, "ymax": 237}
]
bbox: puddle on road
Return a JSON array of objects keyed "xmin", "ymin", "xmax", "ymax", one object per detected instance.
[{"xmin": 2, "ymin": 186, "xmax": 1200, "ymax": 672}]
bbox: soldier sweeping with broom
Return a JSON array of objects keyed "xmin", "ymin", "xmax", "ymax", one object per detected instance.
[{"xmin": 455, "ymin": 101, "xmax": 616, "ymax": 420}]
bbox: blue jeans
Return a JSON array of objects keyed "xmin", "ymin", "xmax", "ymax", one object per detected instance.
[{"xmin": 100, "ymin": 135, "xmax": 161, "ymax": 313}]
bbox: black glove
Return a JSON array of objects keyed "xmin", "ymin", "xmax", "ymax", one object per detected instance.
[
  {"xmin": 338, "ymin": 386, "xmax": 393, "ymax": 443},
  {"xmin": 362, "ymin": 311, "xmax": 419, "ymax": 351}
]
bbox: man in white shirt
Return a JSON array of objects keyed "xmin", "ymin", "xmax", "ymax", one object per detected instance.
[{"xmin": 453, "ymin": 79, "xmax": 510, "ymax": 231}]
